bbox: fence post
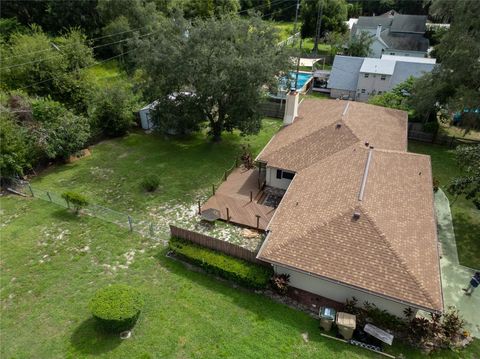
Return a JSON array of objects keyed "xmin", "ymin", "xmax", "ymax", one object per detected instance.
[
  {"xmin": 212, "ymin": 184, "xmax": 215, "ymax": 195},
  {"xmin": 224, "ymin": 170, "xmax": 228, "ymax": 181},
  {"xmin": 250, "ymin": 191, "xmax": 253, "ymax": 202},
  {"xmin": 256, "ymin": 215, "xmax": 260, "ymax": 229},
  {"xmin": 127, "ymin": 215, "xmax": 133, "ymax": 232},
  {"xmin": 28, "ymin": 184, "xmax": 34, "ymax": 197},
  {"xmin": 226, "ymin": 207, "xmax": 230, "ymax": 222},
  {"xmin": 235, "ymin": 157, "xmax": 238, "ymax": 168},
  {"xmin": 46, "ymin": 191, "xmax": 52, "ymax": 202},
  {"xmin": 198, "ymin": 200, "xmax": 202, "ymax": 215}
]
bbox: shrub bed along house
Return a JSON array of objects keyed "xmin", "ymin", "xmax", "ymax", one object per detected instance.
[
  {"xmin": 169, "ymin": 237, "xmax": 272, "ymax": 289},
  {"xmin": 89, "ymin": 284, "xmax": 144, "ymax": 333},
  {"xmin": 343, "ymin": 297, "xmax": 472, "ymax": 352}
]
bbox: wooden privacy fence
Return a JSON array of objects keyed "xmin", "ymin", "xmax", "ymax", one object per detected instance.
[
  {"xmin": 408, "ymin": 130, "xmax": 480, "ymax": 147},
  {"xmin": 258, "ymin": 101, "xmax": 285, "ymax": 119},
  {"xmin": 170, "ymin": 225, "xmax": 266, "ymax": 266}
]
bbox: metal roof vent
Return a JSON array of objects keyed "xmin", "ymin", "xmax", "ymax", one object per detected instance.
[
  {"xmin": 353, "ymin": 211, "xmax": 361, "ymax": 220},
  {"xmin": 365, "ymin": 141, "xmax": 369, "ymax": 147},
  {"xmin": 336, "ymin": 123, "xmax": 342, "ymax": 129}
]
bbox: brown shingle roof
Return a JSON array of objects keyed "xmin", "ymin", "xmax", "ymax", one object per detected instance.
[
  {"xmin": 256, "ymin": 100, "xmax": 407, "ymax": 171},
  {"xmin": 257, "ymin": 100, "xmax": 442, "ymax": 312}
]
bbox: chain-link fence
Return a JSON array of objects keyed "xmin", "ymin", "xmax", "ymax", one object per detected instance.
[{"xmin": 9, "ymin": 179, "xmax": 165, "ymax": 241}]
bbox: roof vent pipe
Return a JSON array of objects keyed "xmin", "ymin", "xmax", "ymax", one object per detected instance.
[
  {"xmin": 353, "ymin": 211, "xmax": 361, "ymax": 220},
  {"xmin": 376, "ymin": 24, "xmax": 382, "ymax": 38}
]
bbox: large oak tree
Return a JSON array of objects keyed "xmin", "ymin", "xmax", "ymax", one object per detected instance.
[{"xmin": 135, "ymin": 15, "xmax": 291, "ymax": 141}]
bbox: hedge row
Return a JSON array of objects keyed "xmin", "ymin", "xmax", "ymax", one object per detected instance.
[{"xmin": 169, "ymin": 237, "xmax": 272, "ymax": 289}]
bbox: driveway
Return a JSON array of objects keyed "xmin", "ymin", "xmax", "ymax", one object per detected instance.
[{"xmin": 435, "ymin": 189, "xmax": 479, "ymax": 337}]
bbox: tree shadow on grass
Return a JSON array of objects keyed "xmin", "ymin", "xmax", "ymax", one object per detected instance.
[
  {"xmin": 70, "ymin": 317, "xmax": 122, "ymax": 355},
  {"xmin": 452, "ymin": 211, "xmax": 480, "ymax": 269},
  {"xmin": 155, "ymin": 250, "xmax": 377, "ymax": 358},
  {"xmin": 50, "ymin": 208, "xmax": 80, "ymax": 222}
]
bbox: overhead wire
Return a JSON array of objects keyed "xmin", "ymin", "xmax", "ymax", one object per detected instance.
[{"xmin": 12, "ymin": 0, "xmax": 298, "ymax": 89}]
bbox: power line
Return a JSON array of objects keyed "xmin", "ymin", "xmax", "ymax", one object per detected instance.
[
  {"xmin": 1, "ymin": 30, "xmax": 160, "ymax": 71},
  {"xmin": 3, "ymin": 25, "xmax": 154, "ymax": 61},
  {"xmin": 3, "ymin": 0, "xmax": 293, "ymax": 62},
  {"xmin": 17, "ymin": 47, "xmax": 139, "ymax": 91}
]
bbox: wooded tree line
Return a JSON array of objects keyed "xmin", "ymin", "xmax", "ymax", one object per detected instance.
[{"xmin": 0, "ymin": 2, "xmax": 291, "ymax": 181}]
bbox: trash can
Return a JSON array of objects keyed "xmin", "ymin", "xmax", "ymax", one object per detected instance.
[
  {"xmin": 336, "ymin": 312, "xmax": 356, "ymax": 340},
  {"xmin": 319, "ymin": 307, "xmax": 336, "ymax": 331}
]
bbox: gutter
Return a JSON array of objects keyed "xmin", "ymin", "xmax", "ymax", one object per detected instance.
[
  {"xmin": 259, "ymin": 257, "xmax": 442, "ymax": 314},
  {"xmin": 254, "ymin": 131, "xmax": 280, "ymax": 162}
]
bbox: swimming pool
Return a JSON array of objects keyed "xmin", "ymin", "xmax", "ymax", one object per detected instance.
[
  {"xmin": 278, "ymin": 71, "xmax": 312, "ymax": 92},
  {"xmin": 289, "ymin": 71, "xmax": 312, "ymax": 90}
]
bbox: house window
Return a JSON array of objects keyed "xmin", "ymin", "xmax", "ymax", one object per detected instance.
[
  {"xmin": 282, "ymin": 171, "xmax": 295, "ymax": 180},
  {"xmin": 390, "ymin": 52, "xmax": 395, "ymax": 55},
  {"xmin": 364, "ymin": 73, "xmax": 369, "ymax": 78},
  {"xmin": 361, "ymin": 89, "xmax": 366, "ymax": 93},
  {"xmin": 276, "ymin": 169, "xmax": 282, "ymax": 179},
  {"xmin": 378, "ymin": 91, "xmax": 382, "ymax": 94},
  {"xmin": 381, "ymin": 75, "xmax": 386, "ymax": 80}
]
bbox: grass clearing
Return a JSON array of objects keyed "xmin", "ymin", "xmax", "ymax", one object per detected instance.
[
  {"xmin": 31, "ymin": 119, "xmax": 281, "ymax": 216},
  {"xmin": 269, "ymin": 21, "xmax": 296, "ymax": 41},
  {"xmin": 1, "ymin": 126, "xmax": 479, "ymax": 357},
  {"xmin": 408, "ymin": 141, "xmax": 480, "ymax": 269},
  {"xmin": 2, "ymin": 196, "xmax": 478, "ymax": 358}
]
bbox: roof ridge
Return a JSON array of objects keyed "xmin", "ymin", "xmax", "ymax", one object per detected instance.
[
  {"xmin": 264, "ymin": 119, "xmax": 359, "ymax": 172},
  {"xmin": 358, "ymin": 206, "xmax": 437, "ymax": 308}
]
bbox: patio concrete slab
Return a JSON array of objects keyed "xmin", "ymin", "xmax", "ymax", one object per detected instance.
[{"xmin": 435, "ymin": 189, "xmax": 479, "ymax": 337}]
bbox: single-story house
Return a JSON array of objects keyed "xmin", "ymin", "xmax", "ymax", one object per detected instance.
[
  {"xmin": 253, "ymin": 93, "xmax": 443, "ymax": 317},
  {"xmin": 328, "ymin": 54, "xmax": 435, "ymax": 102},
  {"xmin": 327, "ymin": 56, "xmax": 365, "ymax": 100}
]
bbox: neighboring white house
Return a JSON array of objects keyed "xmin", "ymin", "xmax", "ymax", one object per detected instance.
[
  {"xmin": 254, "ymin": 95, "xmax": 443, "ymax": 317},
  {"xmin": 328, "ymin": 54, "xmax": 436, "ymax": 101},
  {"xmin": 351, "ymin": 13, "xmax": 430, "ymax": 58}
]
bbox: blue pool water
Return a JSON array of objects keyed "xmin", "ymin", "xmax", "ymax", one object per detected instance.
[
  {"xmin": 278, "ymin": 71, "xmax": 312, "ymax": 91},
  {"xmin": 289, "ymin": 71, "xmax": 312, "ymax": 90}
]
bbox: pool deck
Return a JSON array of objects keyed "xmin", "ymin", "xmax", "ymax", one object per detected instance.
[
  {"xmin": 201, "ymin": 167, "xmax": 276, "ymax": 230},
  {"xmin": 435, "ymin": 189, "xmax": 479, "ymax": 337}
]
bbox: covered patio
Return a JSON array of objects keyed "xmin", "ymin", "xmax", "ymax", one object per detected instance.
[{"xmin": 201, "ymin": 167, "xmax": 276, "ymax": 230}]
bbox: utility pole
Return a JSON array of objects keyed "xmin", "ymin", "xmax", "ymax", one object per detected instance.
[
  {"xmin": 313, "ymin": 0, "xmax": 324, "ymax": 55},
  {"xmin": 294, "ymin": 37, "xmax": 303, "ymax": 90},
  {"xmin": 292, "ymin": 0, "xmax": 300, "ymax": 46}
]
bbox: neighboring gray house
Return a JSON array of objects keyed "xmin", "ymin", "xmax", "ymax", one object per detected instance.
[
  {"xmin": 351, "ymin": 14, "xmax": 429, "ymax": 58},
  {"xmin": 327, "ymin": 56, "xmax": 365, "ymax": 99},
  {"xmin": 328, "ymin": 54, "xmax": 435, "ymax": 101}
]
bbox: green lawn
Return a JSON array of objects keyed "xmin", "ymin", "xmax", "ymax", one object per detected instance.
[
  {"xmin": 408, "ymin": 141, "xmax": 480, "ymax": 269},
  {"xmin": 298, "ymin": 38, "xmax": 331, "ymax": 55},
  {"xmin": 1, "ymin": 125, "xmax": 479, "ymax": 357},
  {"xmin": 31, "ymin": 120, "xmax": 282, "ymax": 216},
  {"xmin": 1, "ymin": 197, "xmax": 478, "ymax": 358}
]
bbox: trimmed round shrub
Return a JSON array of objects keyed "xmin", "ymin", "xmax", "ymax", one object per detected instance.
[
  {"xmin": 141, "ymin": 175, "xmax": 160, "ymax": 192},
  {"xmin": 89, "ymin": 284, "xmax": 144, "ymax": 333}
]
